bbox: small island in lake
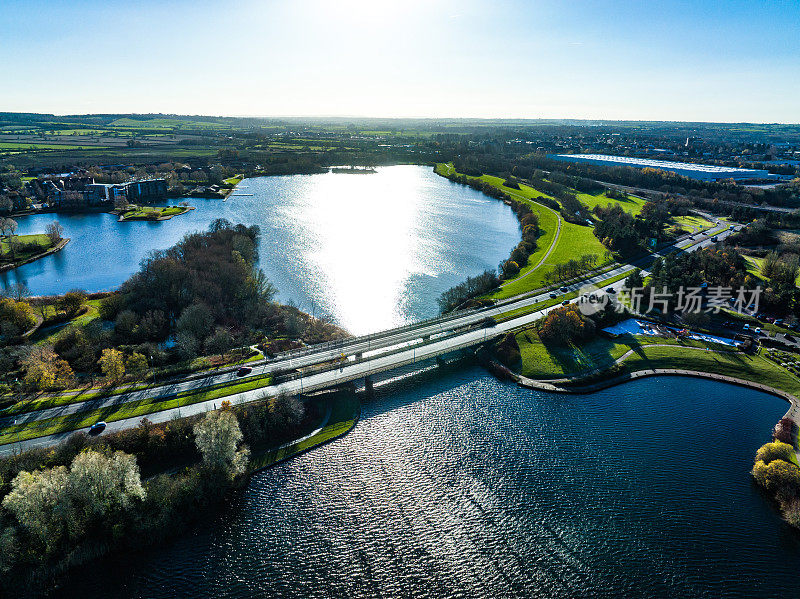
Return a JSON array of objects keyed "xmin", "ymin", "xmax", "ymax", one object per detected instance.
[
  {"xmin": 115, "ymin": 204, "xmax": 194, "ymax": 222},
  {"xmin": 330, "ymin": 166, "xmax": 377, "ymax": 174}
]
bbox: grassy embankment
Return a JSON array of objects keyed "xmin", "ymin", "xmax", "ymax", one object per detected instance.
[
  {"xmin": 435, "ymin": 164, "xmax": 608, "ymax": 299},
  {"xmin": 493, "ymin": 270, "xmax": 632, "ymax": 323},
  {"xmin": 0, "ymin": 372, "xmax": 275, "ymax": 446},
  {"xmin": 118, "ymin": 205, "xmax": 192, "ymax": 221},
  {"xmin": 29, "ymin": 298, "xmax": 104, "ymax": 348},
  {"xmin": 0, "ymin": 233, "xmax": 55, "ymax": 265},
  {"xmin": 512, "ymin": 329, "xmax": 800, "ymax": 398},
  {"xmin": 223, "ymin": 175, "xmax": 244, "ymax": 186},
  {"xmin": 434, "ymin": 164, "xmax": 716, "ymax": 302},
  {"xmin": 249, "ymin": 392, "xmax": 360, "ymax": 470},
  {"xmin": 574, "ymin": 189, "xmax": 647, "ymax": 215},
  {"xmin": 744, "ymin": 255, "xmax": 800, "ymax": 288}
]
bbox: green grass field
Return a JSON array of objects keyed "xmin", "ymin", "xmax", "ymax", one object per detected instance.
[
  {"xmin": 516, "ymin": 331, "xmax": 631, "ymax": 378},
  {"xmin": 672, "ymin": 213, "xmax": 715, "ymax": 233},
  {"xmin": 493, "ymin": 220, "xmax": 609, "ymax": 300},
  {"xmin": 223, "ymin": 175, "xmax": 244, "ymax": 186},
  {"xmin": 0, "ymin": 142, "xmax": 106, "ymax": 150},
  {"xmin": 120, "ymin": 206, "xmax": 188, "ymax": 221},
  {"xmin": 575, "ymin": 190, "xmax": 647, "ymax": 215},
  {"xmin": 512, "ymin": 327, "xmax": 800, "ymax": 399},
  {"xmin": 0, "ymin": 233, "xmax": 53, "ymax": 263},
  {"xmin": 109, "ymin": 117, "xmax": 233, "ymax": 130},
  {"xmin": 621, "ymin": 345, "xmax": 800, "ymax": 397}
]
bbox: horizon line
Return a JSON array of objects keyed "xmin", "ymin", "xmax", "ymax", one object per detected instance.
[{"xmin": 1, "ymin": 111, "xmax": 798, "ymax": 127}]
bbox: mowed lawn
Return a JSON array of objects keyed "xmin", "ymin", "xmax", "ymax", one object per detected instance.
[
  {"xmin": 622, "ymin": 345, "xmax": 800, "ymax": 398},
  {"xmin": 494, "ymin": 220, "xmax": 608, "ymax": 299},
  {"xmin": 515, "ymin": 330, "xmax": 631, "ymax": 378},
  {"xmin": 434, "ymin": 165, "xmax": 611, "ymax": 300},
  {"xmin": 1, "ymin": 233, "xmax": 53, "ymax": 262},
  {"xmin": 672, "ymin": 213, "xmax": 715, "ymax": 233},
  {"xmin": 120, "ymin": 206, "xmax": 187, "ymax": 220},
  {"xmin": 576, "ymin": 190, "xmax": 647, "ymax": 215},
  {"xmin": 513, "ymin": 329, "xmax": 800, "ymax": 399}
]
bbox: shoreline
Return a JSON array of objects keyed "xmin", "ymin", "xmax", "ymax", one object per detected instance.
[
  {"xmin": 516, "ymin": 367, "xmax": 800, "ymax": 427},
  {"xmin": 249, "ymin": 391, "xmax": 361, "ymax": 472},
  {"xmin": 0, "ymin": 237, "xmax": 70, "ymax": 273},
  {"xmin": 116, "ymin": 205, "xmax": 195, "ymax": 222}
]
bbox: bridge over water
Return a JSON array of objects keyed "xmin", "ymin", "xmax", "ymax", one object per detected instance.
[{"xmin": 0, "ymin": 221, "xmax": 736, "ymax": 455}]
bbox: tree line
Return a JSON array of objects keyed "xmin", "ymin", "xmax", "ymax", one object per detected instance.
[{"xmin": 0, "ymin": 221, "xmax": 346, "ymax": 395}]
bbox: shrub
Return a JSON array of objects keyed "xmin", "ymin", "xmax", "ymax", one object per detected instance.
[
  {"xmin": 21, "ymin": 346, "xmax": 74, "ymax": 390},
  {"xmin": 774, "ymin": 418, "xmax": 797, "ymax": 445},
  {"xmin": 783, "ymin": 498, "xmax": 800, "ymax": 527},
  {"xmin": 99, "ymin": 348, "xmax": 125, "ymax": 382},
  {"xmin": 539, "ymin": 305, "xmax": 595, "ymax": 345},
  {"xmin": 752, "ymin": 458, "xmax": 800, "ymax": 502},
  {"xmin": 193, "ymin": 410, "xmax": 249, "ymax": 478},
  {"xmin": 755, "ymin": 441, "xmax": 796, "ymax": 465},
  {"xmin": 501, "ymin": 260, "xmax": 520, "ymax": 278},
  {"xmin": 494, "ymin": 333, "xmax": 520, "ymax": 367},
  {"xmin": 437, "ymin": 269, "xmax": 499, "ymax": 314}
]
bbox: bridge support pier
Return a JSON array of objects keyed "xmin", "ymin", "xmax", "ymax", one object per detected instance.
[
  {"xmin": 436, "ymin": 356, "xmax": 444, "ymax": 368},
  {"xmin": 364, "ymin": 376, "xmax": 374, "ymax": 398}
]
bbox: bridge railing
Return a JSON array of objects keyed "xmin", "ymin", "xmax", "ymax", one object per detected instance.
[
  {"xmin": 272, "ymin": 303, "xmax": 495, "ymax": 361},
  {"xmin": 271, "ymin": 322, "xmax": 496, "ymax": 384}
]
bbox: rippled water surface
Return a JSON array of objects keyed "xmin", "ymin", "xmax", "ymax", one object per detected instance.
[
  {"xmin": 2, "ymin": 166, "xmax": 520, "ymax": 334},
  {"xmin": 58, "ymin": 371, "xmax": 800, "ymax": 598}
]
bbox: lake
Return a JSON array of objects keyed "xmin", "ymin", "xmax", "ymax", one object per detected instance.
[
  {"xmin": 2, "ymin": 166, "xmax": 521, "ymax": 335},
  {"xmin": 11, "ymin": 165, "xmax": 798, "ymax": 597},
  {"xmin": 54, "ymin": 371, "xmax": 800, "ymax": 598}
]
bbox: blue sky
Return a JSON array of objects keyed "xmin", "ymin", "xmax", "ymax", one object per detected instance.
[{"xmin": 2, "ymin": 0, "xmax": 798, "ymax": 122}]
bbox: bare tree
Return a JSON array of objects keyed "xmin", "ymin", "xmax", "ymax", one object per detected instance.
[
  {"xmin": 4, "ymin": 282, "xmax": 30, "ymax": 302},
  {"xmin": 0, "ymin": 218, "xmax": 18, "ymax": 259},
  {"xmin": 45, "ymin": 221, "xmax": 64, "ymax": 245}
]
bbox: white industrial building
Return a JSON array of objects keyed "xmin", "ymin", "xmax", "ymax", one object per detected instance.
[{"xmin": 551, "ymin": 154, "xmax": 775, "ymax": 182}]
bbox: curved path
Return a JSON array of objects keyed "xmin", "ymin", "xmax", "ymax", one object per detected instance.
[
  {"xmin": 517, "ymin": 355, "xmax": 800, "ymax": 427},
  {"xmin": 499, "ymin": 192, "xmax": 562, "ymax": 288}
]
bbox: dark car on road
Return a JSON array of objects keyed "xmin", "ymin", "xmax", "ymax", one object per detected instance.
[
  {"xmin": 237, "ymin": 366, "xmax": 253, "ymax": 377},
  {"xmin": 89, "ymin": 421, "xmax": 106, "ymax": 435},
  {"xmin": 561, "ymin": 300, "xmax": 570, "ymax": 306},
  {"xmin": 560, "ymin": 286, "xmax": 569, "ymax": 293}
]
